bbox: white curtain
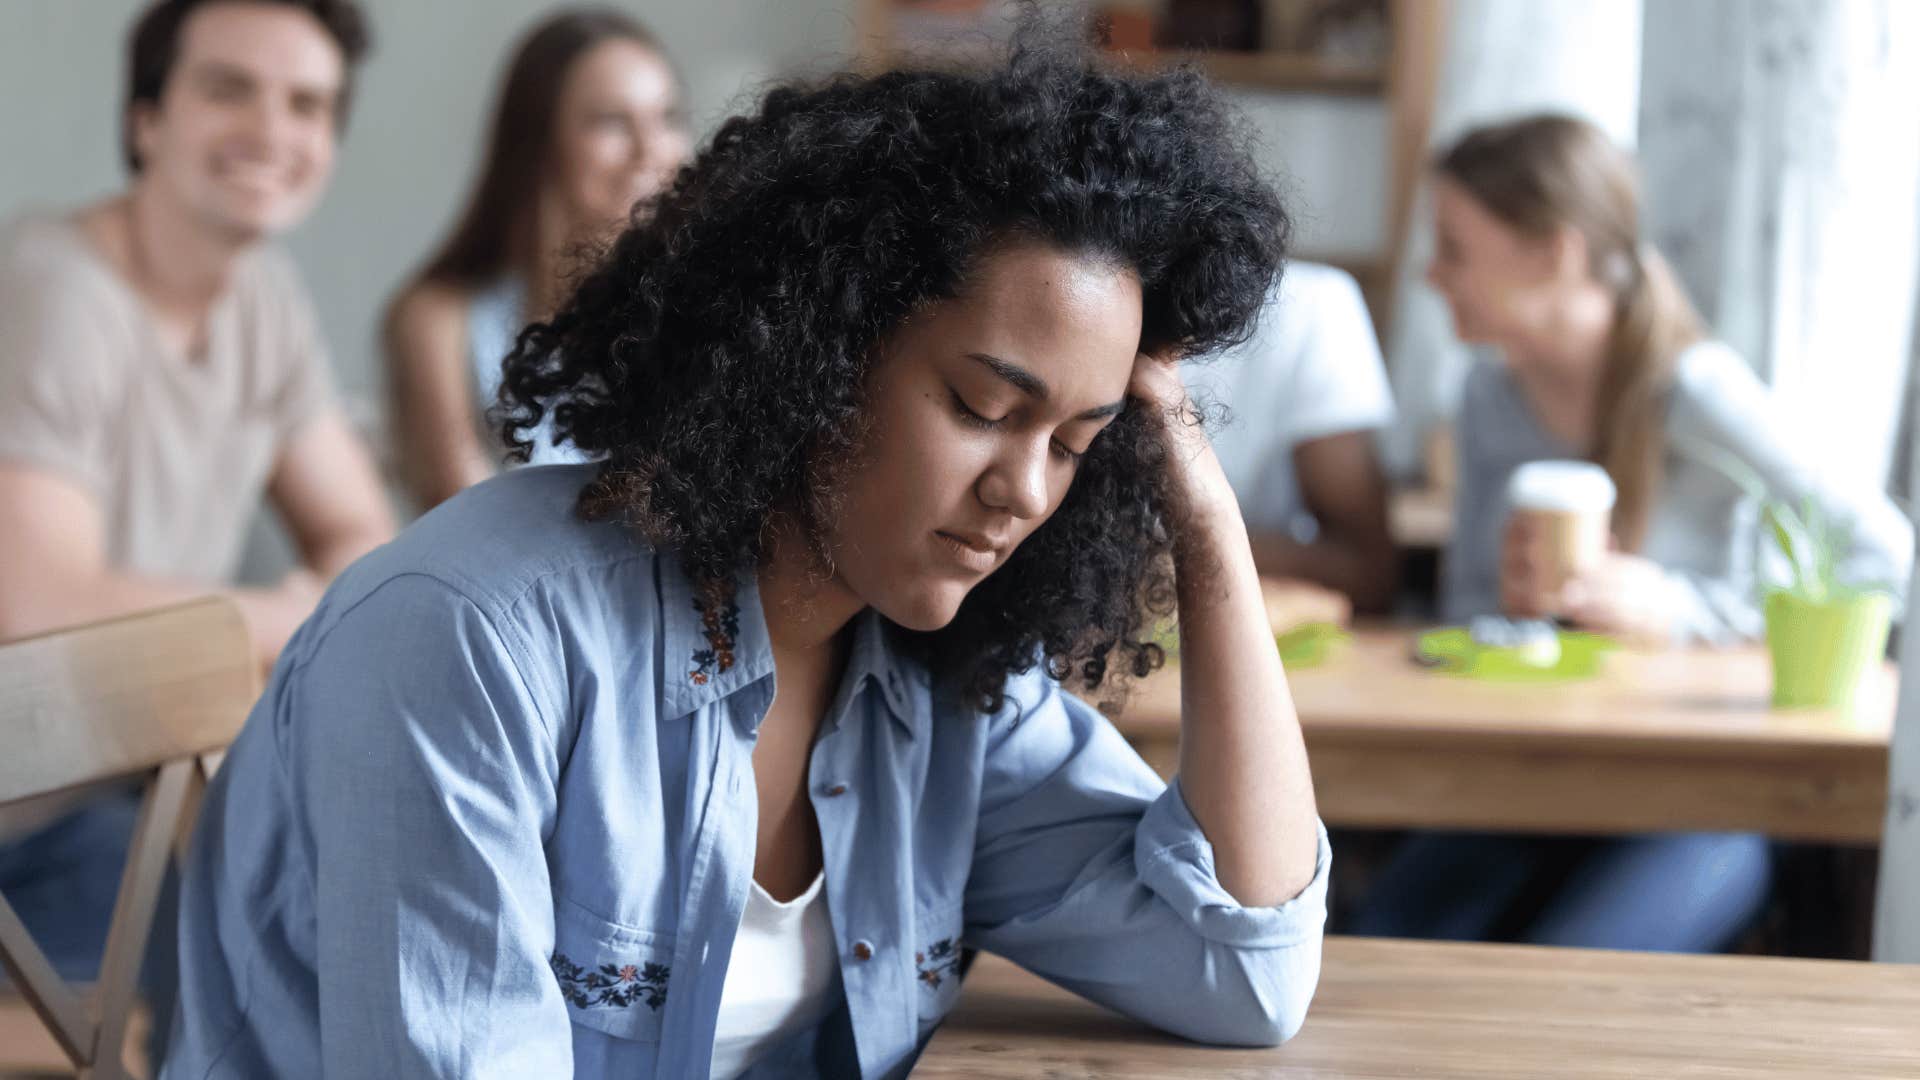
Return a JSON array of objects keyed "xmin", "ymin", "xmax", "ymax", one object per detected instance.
[
  {"xmin": 1635, "ymin": 1, "xmax": 1920, "ymax": 960},
  {"xmin": 1878, "ymin": 554, "xmax": 1920, "ymax": 961},
  {"xmin": 1639, "ymin": 0, "xmax": 1920, "ymax": 489},
  {"xmin": 1381, "ymin": 0, "xmax": 1644, "ymax": 480}
]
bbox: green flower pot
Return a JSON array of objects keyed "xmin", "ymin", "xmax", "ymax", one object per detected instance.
[{"xmin": 1764, "ymin": 589, "xmax": 1893, "ymax": 710}]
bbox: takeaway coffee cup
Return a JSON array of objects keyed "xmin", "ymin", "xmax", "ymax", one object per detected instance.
[{"xmin": 1505, "ymin": 460, "xmax": 1617, "ymax": 613}]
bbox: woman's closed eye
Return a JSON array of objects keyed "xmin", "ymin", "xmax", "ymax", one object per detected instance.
[
  {"xmin": 948, "ymin": 387, "xmax": 1004, "ymax": 429},
  {"xmin": 950, "ymin": 388, "xmax": 1089, "ymax": 463}
]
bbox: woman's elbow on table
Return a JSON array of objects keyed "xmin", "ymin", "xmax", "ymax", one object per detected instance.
[
  {"xmin": 1118, "ymin": 930, "xmax": 1323, "ymax": 1048},
  {"xmin": 1199, "ymin": 937, "xmax": 1325, "ymax": 1047}
]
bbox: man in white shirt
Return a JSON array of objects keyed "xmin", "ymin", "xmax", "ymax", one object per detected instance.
[{"xmin": 1184, "ymin": 261, "xmax": 1398, "ymax": 611}]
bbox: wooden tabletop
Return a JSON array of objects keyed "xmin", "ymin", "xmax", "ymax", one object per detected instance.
[
  {"xmin": 1104, "ymin": 626, "xmax": 1895, "ymax": 842},
  {"xmin": 917, "ymin": 941, "xmax": 1920, "ymax": 1078}
]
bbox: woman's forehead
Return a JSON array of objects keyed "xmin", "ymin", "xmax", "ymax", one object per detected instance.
[{"xmin": 937, "ymin": 248, "xmax": 1140, "ymax": 391}]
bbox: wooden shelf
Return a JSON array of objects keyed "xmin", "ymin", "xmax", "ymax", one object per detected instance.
[
  {"xmin": 1103, "ymin": 49, "xmax": 1386, "ymax": 94},
  {"xmin": 1302, "ymin": 252, "xmax": 1392, "ymax": 283},
  {"xmin": 853, "ymin": 0, "xmax": 1453, "ymax": 340}
]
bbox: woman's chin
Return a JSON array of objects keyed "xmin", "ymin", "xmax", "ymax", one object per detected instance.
[{"xmin": 871, "ymin": 583, "xmax": 971, "ymax": 633}]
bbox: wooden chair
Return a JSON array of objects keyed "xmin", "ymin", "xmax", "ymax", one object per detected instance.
[{"xmin": 0, "ymin": 599, "xmax": 255, "ymax": 1079}]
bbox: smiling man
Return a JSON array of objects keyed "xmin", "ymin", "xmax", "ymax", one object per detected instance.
[
  {"xmin": 0, "ymin": 0, "xmax": 390, "ymax": 1059},
  {"xmin": 0, "ymin": 0, "xmax": 392, "ymax": 664}
]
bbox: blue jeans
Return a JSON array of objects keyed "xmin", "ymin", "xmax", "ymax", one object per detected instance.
[
  {"xmin": 0, "ymin": 792, "xmax": 177, "ymax": 1061},
  {"xmin": 1348, "ymin": 831, "xmax": 1772, "ymax": 952}
]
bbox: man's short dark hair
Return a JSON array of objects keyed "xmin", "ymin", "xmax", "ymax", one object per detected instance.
[{"xmin": 123, "ymin": 0, "xmax": 372, "ymax": 172}]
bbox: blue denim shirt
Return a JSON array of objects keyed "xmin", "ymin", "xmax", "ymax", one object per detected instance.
[{"xmin": 164, "ymin": 465, "xmax": 1331, "ymax": 1079}]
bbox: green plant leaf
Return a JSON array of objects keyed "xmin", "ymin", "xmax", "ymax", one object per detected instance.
[{"xmin": 1664, "ymin": 433, "xmax": 1856, "ymax": 602}]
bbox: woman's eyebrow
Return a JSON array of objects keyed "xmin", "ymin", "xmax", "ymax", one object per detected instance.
[
  {"xmin": 967, "ymin": 352, "xmax": 1126, "ymax": 420},
  {"xmin": 967, "ymin": 352, "xmax": 1048, "ymax": 399}
]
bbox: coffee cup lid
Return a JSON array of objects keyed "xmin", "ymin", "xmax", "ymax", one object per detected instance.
[{"xmin": 1507, "ymin": 460, "xmax": 1617, "ymax": 513}]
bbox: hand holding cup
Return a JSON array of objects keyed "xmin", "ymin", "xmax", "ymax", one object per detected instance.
[{"xmin": 1498, "ymin": 460, "xmax": 1616, "ymax": 621}]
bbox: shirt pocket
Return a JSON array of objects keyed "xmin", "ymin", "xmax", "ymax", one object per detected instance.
[
  {"xmin": 911, "ymin": 900, "xmax": 967, "ymax": 1032},
  {"xmin": 549, "ymin": 899, "xmax": 677, "ymax": 1043}
]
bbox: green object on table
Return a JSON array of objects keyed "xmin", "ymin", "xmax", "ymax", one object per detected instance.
[
  {"xmin": 1149, "ymin": 617, "xmax": 1180, "ymax": 659},
  {"xmin": 1764, "ymin": 588, "xmax": 1892, "ymax": 709},
  {"xmin": 1146, "ymin": 619, "xmax": 1349, "ymax": 668},
  {"xmin": 1275, "ymin": 622, "xmax": 1349, "ymax": 668},
  {"xmin": 1415, "ymin": 626, "xmax": 1615, "ymax": 682}
]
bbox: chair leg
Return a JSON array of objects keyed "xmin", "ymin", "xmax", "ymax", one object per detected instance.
[
  {"xmin": 0, "ymin": 892, "xmax": 94, "ymax": 1067},
  {"xmin": 90, "ymin": 761, "xmax": 192, "ymax": 1080}
]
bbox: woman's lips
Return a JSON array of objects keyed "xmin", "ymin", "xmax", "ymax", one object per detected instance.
[{"xmin": 934, "ymin": 530, "xmax": 1001, "ymax": 573}]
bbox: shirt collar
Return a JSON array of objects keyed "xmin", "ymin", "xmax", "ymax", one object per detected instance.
[
  {"xmin": 834, "ymin": 608, "xmax": 928, "ymax": 740},
  {"xmin": 658, "ymin": 553, "xmax": 774, "ymax": 722},
  {"xmin": 657, "ymin": 556, "xmax": 927, "ymax": 738}
]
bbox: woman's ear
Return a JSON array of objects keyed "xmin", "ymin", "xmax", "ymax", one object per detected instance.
[
  {"xmin": 128, "ymin": 101, "xmax": 160, "ymax": 168},
  {"xmin": 1548, "ymin": 224, "xmax": 1592, "ymax": 284}
]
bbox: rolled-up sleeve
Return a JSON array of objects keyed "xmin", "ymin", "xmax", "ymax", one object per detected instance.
[
  {"xmin": 962, "ymin": 670, "xmax": 1330, "ymax": 1047},
  {"xmin": 293, "ymin": 574, "xmax": 573, "ymax": 1076},
  {"xmin": 1136, "ymin": 776, "xmax": 1332, "ymax": 950}
]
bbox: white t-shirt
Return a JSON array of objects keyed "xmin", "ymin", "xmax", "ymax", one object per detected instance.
[
  {"xmin": 708, "ymin": 872, "xmax": 840, "ymax": 1079},
  {"xmin": 1183, "ymin": 262, "xmax": 1394, "ymax": 539}
]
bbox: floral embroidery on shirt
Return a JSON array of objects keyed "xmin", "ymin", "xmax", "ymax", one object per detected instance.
[
  {"xmin": 689, "ymin": 589, "xmax": 740, "ymax": 686},
  {"xmin": 915, "ymin": 938, "xmax": 963, "ymax": 990},
  {"xmin": 550, "ymin": 952, "xmax": 670, "ymax": 1010}
]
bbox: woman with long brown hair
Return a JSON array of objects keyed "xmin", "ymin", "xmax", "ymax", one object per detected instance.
[
  {"xmin": 1353, "ymin": 113, "xmax": 1908, "ymax": 952},
  {"xmin": 384, "ymin": 8, "xmax": 689, "ymax": 510}
]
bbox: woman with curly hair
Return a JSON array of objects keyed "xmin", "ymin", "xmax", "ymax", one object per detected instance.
[{"xmin": 165, "ymin": 29, "xmax": 1328, "ymax": 1080}]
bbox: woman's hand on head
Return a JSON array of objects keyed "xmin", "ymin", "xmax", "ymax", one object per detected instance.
[
  {"xmin": 1126, "ymin": 346, "xmax": 1189, "ymax": 415},
  {"xmin": 1129, "ymin": 350, "xmax": 1236, "ymax": 525}
]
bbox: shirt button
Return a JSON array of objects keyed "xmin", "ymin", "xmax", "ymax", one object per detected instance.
[
  {"xmin": 852, "ymin": 940, "xmax": 874, "ymax": 961},
  {"xmin": 823, "ymin": 783, "xmax": 849, "ymax": 797}
]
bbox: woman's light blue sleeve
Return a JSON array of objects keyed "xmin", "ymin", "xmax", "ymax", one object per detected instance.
[
  {"xmin": 961, "ymin": 672, "xmax": 1330, "ymax": 1047},
  {"xmin": 290, "ymin": 574, "xmax": 573, "ymax": 1077}
]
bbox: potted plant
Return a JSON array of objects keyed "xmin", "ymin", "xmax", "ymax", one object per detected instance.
[{"xmin": 1759, "ymin": 496, "xmax": 1894, "ymax": 710}]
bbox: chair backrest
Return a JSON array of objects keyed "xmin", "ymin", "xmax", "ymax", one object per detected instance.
[{"xmin": 0, "ymin": 598, "xmax": 255, "ymax": 1079}]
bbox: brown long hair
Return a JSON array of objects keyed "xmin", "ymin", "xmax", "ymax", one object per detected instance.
[
  {"xmin": 1436, "ymin": 114, "xmax": 1703, "ymax": 550},
  {"xmin": 418, "ymin": 7, "xmax": 670, "ymax": 290}
]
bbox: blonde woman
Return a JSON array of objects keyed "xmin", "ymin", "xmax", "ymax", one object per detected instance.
[
  {"xmin": 1358, "ymin": 114, "xmax": 1908, "ymax": 951},
  {"xmin": 1432, "ymin": 115, "xmax": 1908, "ymax": 645}
]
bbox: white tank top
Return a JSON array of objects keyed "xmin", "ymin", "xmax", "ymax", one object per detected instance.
[{"xmin": 708, "ymin": 872, "xmax": 840, "ymax": 1079}]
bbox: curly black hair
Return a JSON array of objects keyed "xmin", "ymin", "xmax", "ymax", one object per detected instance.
[{"xmin": 497, "ymin": 24, "xmax": 1288, "ymax": 712}]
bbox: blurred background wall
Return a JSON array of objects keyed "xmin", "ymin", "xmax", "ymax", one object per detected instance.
[{"xmin": 0, "ymin": 0, "xmax": 1393, "ymax": 415}]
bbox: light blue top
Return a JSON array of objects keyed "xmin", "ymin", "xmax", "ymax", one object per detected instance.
[
  {"xmin": 469, "ymin": 276, "xmax": 589, "ymax": 466},
  {"xmin": 1443, "ymin": 342, "xmax": 1913, "ymax": 643},
  {"xmin": 164, "ymin": 465, "xmax": 1332, "ymax": 1079}
]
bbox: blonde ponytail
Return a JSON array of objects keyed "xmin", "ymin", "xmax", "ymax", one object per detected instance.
[{"xmin": 1592, "ymin": 245, "xmax": 1702, "ymax": 550}]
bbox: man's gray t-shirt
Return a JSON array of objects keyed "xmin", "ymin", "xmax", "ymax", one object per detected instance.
[{"xmin": 0, "ymin": 214, "xmax": 334, "ymax": 582}]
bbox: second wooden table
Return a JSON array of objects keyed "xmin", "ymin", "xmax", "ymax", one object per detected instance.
[{"xmin": 1102, "ymin": 626, "xmax": 1894, "ymax": 842}]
